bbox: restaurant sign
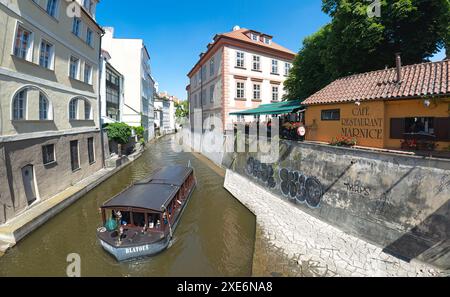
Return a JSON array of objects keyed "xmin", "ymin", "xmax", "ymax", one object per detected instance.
[{"xmin": 341, "ymin": 107, "xmax": 383, "ymax": 140}]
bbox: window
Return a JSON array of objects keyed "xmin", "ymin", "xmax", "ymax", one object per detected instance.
[
  {"xmin": 39, "ymin": 93, "xmax": 49, "ymax": 120},
  {"xmin": 69, "ymin": 56, "xmax": 80, "ymax": 79},
  {"xmin": 69, "ymin": 99, "xmax": 78, "ymax": 120},
  {"xmin": 272, "ymin": 86, "xmax": 279, "ymax": 101},
  {"xmin": 84, "ymin": 63, "xmax": 92, "ymax": 84},
  {"xmin": 70, "ymin": 140, "xmax": 80, "ymax": 171},
  {"xmin": 285, "ymin": 63, "xmax": 291, "ymax": 76},
  {"xmin": 42, "ymin": 144, "xmax": 55, "ymax": 165},
  {"xmin": 87, "ymin": 137, "xmax": 95, "ymax": 164},
  {"xmin": 321, "ymin": 109, "xmax": 340, "ymax": 121},
  {"xmin": 271, "ymin": 60, "xmax": 279, "ymax": 74},
  {"xmin": 236, "ymin": 51, "xmax": 245, "ymax": 68},
  {"xmin": 236, "ymin": 82, "xmax": 245, "ymax": 99},
  {"xmin": 253, "ymin": 84, "xmax": 261, "ymax": 100},
  {"xmin": 263, "ymin": 37, "xmax": 271, "ymax": 45},
  {"xmin": 86, "ymin": 28, "xmax": 93, "ymax": 46},
  {"xmin": 46, "ymin": 0, "xmax": 59, "ymax": 17},
  {"xmin": 39, "ymin": 40, "xmax": 53, "ymax": 69},
  {"xmin": 210, "ymin": 85, "xmax": 214, "ymax": 103},
  {"xmin": 13, "ymin": 89, "xmax": 27, "ymax": 120},
  {"xmin": 13, "ymin": 26, "xmax": 32, "ymax": 60},
  {"xmin": 84, "ymin": 101, "xmax": 91, "ymax": 120},
  {"xmin": 210, "ymin": 57, "xmax": 214, "ymax": 77},
  {"xmin": 201, "ymin": 89, "xmax": 206, "ymax": 105},
  {"xmin": 252, "ymin": 55, "xmax": 260, "ymax": 71},
  {"xmin": 72, "ymin": 18, "xmax": 82, "ymax": 37},
  {"xmin": 251, "ymin": 33, "xmax": 259, "ymax": 41}
]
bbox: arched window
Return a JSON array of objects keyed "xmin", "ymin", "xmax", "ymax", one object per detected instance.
[
  {"xmin": 69, "ymin": 99, "xmax": 78, "ymax": 120},
  {"xmin": 13, "ymin": 89, "xmax": 27, "ymax": 120},
  {"xmin": 39, "ymin": 93, "xmax": 49, "ymax": 120},
  {"xmin": 84, "ymin": 100, "xmax": 92, "ymax": 120}
]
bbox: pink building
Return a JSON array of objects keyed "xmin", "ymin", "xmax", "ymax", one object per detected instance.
[{"xmin": 187, "ymin": 26, "xmax": 296, "ymax": 131}]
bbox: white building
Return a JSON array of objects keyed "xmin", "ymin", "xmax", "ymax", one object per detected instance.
[
  {"xmin": 0, "ymin": 0, "xmax": 103, "ymax": 224},
  {"xmin": 155, "ymin": 92, "xmax": 177, "ymax": 134},
  {"xmin": 187, "ymin": 26, "xmax": 296, "ymax": 131},
  {"xmin": 102, "ymin": 27, "xmax": 155, "ymax": 141}
]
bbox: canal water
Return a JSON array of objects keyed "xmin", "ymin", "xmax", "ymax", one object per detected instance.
[{"xmin": 0, "ymin": 135, "xmax": 256, "ymax": 277}]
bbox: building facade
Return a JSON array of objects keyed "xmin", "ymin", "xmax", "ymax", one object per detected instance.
[
  {"xmin": 187, "ymin": 26, "xmax": 296, "ymax": 131},
  {"xmin": 155, "ymin": 91, "xmax": 177, "ymax": 134},
  {"xmin": 100, "ymin": 49, "xmax": 124, "ymax": 124},
  {"xmin": 0, "ymin": 0, "xmax": 103, "ymax": 224},
  {"xmin": 102, "ymin": 27, "xmax": 155, "ymax": 142},
  {"xmin": 303, "ymin": 58, "xmax": 450, "ymax": 151}
]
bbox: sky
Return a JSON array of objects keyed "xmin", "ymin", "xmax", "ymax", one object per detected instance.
[{"xmin": 96, "ymin": 0, "xmax": 446, "ymax": 101}]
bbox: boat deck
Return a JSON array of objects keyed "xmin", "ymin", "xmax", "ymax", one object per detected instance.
[{"xmin": 98, "ymin": 229, "xmax": 166, "ymax": 248}]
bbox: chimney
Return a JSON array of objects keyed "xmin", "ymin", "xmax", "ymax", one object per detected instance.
[{"xmin": 395, "ymin": 53, "xmax": 402, "ymax": 83}]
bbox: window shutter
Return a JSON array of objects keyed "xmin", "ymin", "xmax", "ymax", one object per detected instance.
[
  {"xmin": 434, "ymin": 117, "xmax": 450, "ymax": 141},
  {"xmin": 390, "ymin": 118, "xmax": 405, "ymax": 139}
]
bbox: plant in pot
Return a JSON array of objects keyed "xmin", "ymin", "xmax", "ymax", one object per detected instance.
[
  {"xmin": 105, "ymin": 123, "xmax": 132, "ymax": 157},
  {"xmin": 330, "ymin": 136, "xmax": 357, "ymax": 147}
]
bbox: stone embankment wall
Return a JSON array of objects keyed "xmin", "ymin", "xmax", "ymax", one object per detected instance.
[{"xmin": 224, "ymin": 140, "xmax": 449, "ymax": 273}]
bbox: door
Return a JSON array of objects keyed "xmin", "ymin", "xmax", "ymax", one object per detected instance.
[{"xmin": 21, "ymin": 165, "xmax": 37, "ymax": 206}]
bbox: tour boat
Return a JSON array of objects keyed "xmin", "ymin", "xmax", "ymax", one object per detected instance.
[{"xmin": 96, "ymin": 165, "xmax": 197, "ymax": 261}]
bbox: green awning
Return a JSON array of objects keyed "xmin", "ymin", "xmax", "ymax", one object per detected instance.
[{"xmin": 229, "ymin": 100, "xmax": 305, "ymax": 116}]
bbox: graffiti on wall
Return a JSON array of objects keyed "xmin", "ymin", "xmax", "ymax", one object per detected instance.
[
  {"xmin": 245, "ymin": 158, "xmax": 325, "ymax": 209},
  {"xmin": 279, "ymin": 168, "xmax": 324, "ymax": 208},
  {"xmin": 246, "ymin": 157, "xmax": 277, "ymax": 189},
  {"xmin": 344, "ymin": 181, "xmax": 371, "ymax": 197}
]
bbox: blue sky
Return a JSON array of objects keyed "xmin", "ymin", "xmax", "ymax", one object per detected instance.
[{"xmin": 96, "ymin": 0, "xmax": 445, "ymax": 101}]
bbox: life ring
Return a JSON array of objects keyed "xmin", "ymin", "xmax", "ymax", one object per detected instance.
[
  {"xmin": 297, "ymin": 126, "xmax": 306, "ymax": 137},
  {"xmin": 97, "ymin": 227, "xmax": 107, "ymax": 233}
]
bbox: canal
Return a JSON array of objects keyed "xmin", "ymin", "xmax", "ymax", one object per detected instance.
[{"xmin": 0, "ymin": 135, "xmax": 256, "ymax": 277}]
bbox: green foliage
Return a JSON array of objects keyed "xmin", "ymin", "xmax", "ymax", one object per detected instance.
[
  {"xmin": 105, "ymin": 122, "xmax": 132, "ymax": 145},
  {"xmin": 285, "ymin": 0, "xmax": 450, "ymax": 101},
  {"xmin": 135, "ymin": 126, "xmax": 145, "ymax": 140},
  {"xmin": 139, "ymin": 137, "xmax": 146, "ymax": 147},
  {"xmin": 175, "ymin": 100, "xmax": 189, "ymax": 119}
]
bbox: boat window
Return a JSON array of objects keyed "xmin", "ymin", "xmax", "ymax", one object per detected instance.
[
  {"xmin": 133, "ymin": 212, "xmax": 146, "ymax": 227},
  {"xmin": 147, "ymin": 213, "xmax": 160, "ymax": 229}
]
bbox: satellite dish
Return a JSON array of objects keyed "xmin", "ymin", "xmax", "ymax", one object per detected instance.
[{"xmin": 233, "ymin": 25, "xmax": 241, "ymax": 31}]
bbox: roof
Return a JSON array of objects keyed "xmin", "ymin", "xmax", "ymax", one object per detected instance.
[
  {"xmin": 188, "ymin": 27, "xmax": 296, "ymax": 77},
  {"xmin": 101, "ymin": 166, "xmax": 193, "ymax": 212},
  {"xmin": 303, "ymin": 59, "xmax": 450, "ymax": 105},
  {"xmin": 219, "ymin": 28, "xmax": 295, "ymax": 56},
  {"xmin": 230, "ymin": 100, "xmax": 305, "ymax": 116}
]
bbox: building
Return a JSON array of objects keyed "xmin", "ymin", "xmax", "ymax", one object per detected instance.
[
  {"xmin": 187, "ymin": 26, "xmax": 296, "ymax": 131},
  {"xmin": 99, "ymin": 49, "xmax": 124, "ymax": 124},
  {"xmin": 303, "ymin": 57, "xmax": 450, "ymax": 151},
  {"xmin": 155, "ymin": 91, "xmax": 177, "ymax": 134},
  {"xmin": 0, "ymin": 0, "xmax": 103, "ymax": 224},
  {"xmin": 101, "ymin": 27, "xmax": 155, "ymax": 142}
]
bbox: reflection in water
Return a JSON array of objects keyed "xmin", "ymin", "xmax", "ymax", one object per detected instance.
[{"xmin": 0, "ymin": 136, "xmax": 256, "ymax": 277}]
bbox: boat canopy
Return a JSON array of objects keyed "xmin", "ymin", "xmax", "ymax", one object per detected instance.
[
  {"xmin": 101, "ymin": 166, "xmax": 193, "ymax": 212},
  {"xmin": 229, "ymin": 100, "xmax": 305, "ymax": 116}
]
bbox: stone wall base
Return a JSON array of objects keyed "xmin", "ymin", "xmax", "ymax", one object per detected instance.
[{"xmin": 224, "ymin": 170, "xmax": 441, "ymax": 277}]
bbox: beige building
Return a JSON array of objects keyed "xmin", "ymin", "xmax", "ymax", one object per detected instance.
[
  {"xmin": 187, "ymin": 26, "xmax": 296, "ymax": 131},
  {"xmin": 0, "ymin": 0, "xmax": 103, "ymax": 224}
]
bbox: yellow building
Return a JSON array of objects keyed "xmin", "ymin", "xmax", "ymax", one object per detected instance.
[{"xmin": 303, "ymin": 58, "xmax": 450, "ymax": 152}]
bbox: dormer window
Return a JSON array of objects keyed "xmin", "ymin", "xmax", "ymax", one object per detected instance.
[
  {"xmin": 263, "ymin": 37, "xmax": 272, "ymax": 45},
  {"xmin": 251, "ymin": 33, "xmax": 259, "ymax": 41}
]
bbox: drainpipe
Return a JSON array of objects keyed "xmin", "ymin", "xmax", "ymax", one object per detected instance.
[{"xmin": 98, "ymin": 31, "xmax": 106, "ymax": 168}]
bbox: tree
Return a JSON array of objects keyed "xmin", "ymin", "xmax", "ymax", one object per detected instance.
[
  {"xmin": 175, "ymin": 100, "xmax": 189, "ymax": 119},
  {"xmin": 105, "ymin": 122, "xmax": 132, "ymax": 145},
  {"xmin": 285, "ymin": 0, "xmax": 450, "ymax": 100}
]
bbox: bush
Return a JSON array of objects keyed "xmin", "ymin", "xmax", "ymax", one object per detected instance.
[
  {"xmin": 330, "ymin": 136, "xmax": 357, "ymax": 147},
  {"xmin": 135, "ymin": 126, "xmax": 145, "ymax": 140},
  {"xmin": 105, "ymin": 123, "xmax": 132, "ymax": 145}
]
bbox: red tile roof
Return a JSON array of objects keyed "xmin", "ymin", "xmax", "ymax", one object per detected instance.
[
  {"xmin": 303, "ymin": 59, "xmax": 450, "ymax": 105},
  {"xmin": 218, "ymin": 28, "xmax": 296, "ymax": 56}
]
